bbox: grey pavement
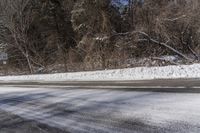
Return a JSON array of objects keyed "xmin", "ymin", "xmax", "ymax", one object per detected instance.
[{"xmin": 0, "ymin": 80, "xmax": 200, "ymax": 133}]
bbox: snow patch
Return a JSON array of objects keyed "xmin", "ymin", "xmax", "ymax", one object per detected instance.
[{"xmin": 0, "ymin": 64, "xmax": 200, "ymax": 81}]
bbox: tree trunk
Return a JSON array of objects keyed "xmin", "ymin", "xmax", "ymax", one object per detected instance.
[{"xmin": 25, "ymin": 54, "xmax": 33, "ymax": 74}]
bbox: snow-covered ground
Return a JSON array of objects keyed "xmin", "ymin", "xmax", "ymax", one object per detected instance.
[{"xmin": 0, "ymin": 64, "xmax": 200, "ymax": 82}]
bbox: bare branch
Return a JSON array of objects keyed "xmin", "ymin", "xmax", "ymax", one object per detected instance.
[
  {"xmin": 134, "ymin": 31, "xmax": 193, "ymax": 61},
  {"xmin": 162, "ymin": 15, "xmax": 187, "ymax": 22}
]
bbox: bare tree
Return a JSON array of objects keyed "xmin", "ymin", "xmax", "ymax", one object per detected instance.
[
  {"xmin": 0, "ymin": 0, "xmax": 35, "ymax": 73},
  {"xmin": 124, "ymin": 0, "xmax": 200, "ymax": 60}
]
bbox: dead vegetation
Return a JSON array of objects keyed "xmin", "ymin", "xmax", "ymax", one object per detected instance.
[{"xmin": 0, "ymin": 0, "xmax": 200, "ymax": 74}]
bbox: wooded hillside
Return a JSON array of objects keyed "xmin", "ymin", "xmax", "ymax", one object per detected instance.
[{"xmin": 0, "ymin": 0, "xmax": 200, "ymax": 74}]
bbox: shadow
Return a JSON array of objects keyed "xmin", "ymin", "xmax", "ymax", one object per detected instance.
[{"xmin": 0, "ymin": 110, "xmax": 68, "ymax": 133}]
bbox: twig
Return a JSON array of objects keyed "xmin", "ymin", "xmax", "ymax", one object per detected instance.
[
  {"xmin": 163, "ymin": 15, "xmax": 187, "ymax": 22},
  {"xmin": 137, "ymin": 31, "xmax": 192, "ymax": 61},
  {"xmin": 152, "ymin": 57, "xmax": 180, "ymax": 65},
  {"xmin": 111, "ymin": 31, "xmax": 193, "ymax": 61}
]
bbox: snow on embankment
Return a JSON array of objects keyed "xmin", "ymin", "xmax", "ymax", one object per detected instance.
[{"xmin": 0, "ymin": 64, "xmax": 200, "ymax": 81}]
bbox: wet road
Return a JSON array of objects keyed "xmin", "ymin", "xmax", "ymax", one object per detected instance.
[{"xmin": 0, "ymin": 80, "xmax": 200, "ymax": 133}]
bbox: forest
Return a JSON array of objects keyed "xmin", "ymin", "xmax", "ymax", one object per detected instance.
[{"xmin": 0, "ymin": 0, "xmax": 200, "ymax": 74}]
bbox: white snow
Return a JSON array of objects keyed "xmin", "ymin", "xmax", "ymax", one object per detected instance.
[{"xmin": 0, "ymin": 63, "xmax": 200, "ymax": 82}]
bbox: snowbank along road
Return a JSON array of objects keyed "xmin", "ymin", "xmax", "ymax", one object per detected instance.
[
  {"xmin": 1, "ymin": 64, "xmax": 200, "ymax": 82},
  {"xmin": 0, "ymin": 81, "xmax": 200, "ymax": 133}
]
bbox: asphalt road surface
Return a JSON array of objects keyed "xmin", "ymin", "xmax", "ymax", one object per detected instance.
[{"xmin": 0, "ymin": 79, "xmax": 200, "ymax": 133}]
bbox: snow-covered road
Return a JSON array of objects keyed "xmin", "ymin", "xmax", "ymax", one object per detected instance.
[{"xmin": 0, "ymin": 84, "xmax": 200, "ymax": 133}]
